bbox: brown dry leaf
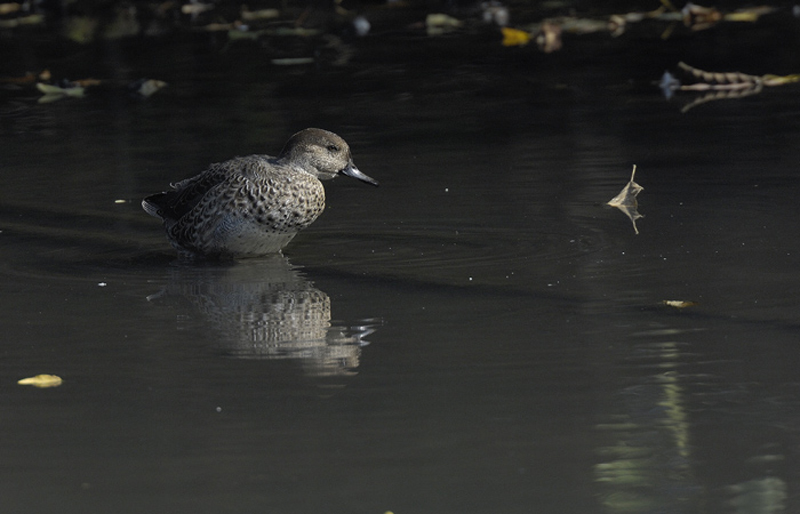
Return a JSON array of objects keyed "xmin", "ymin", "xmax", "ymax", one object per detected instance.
[
  {"xmin": 535, "ymin": 22, "xmax": 562, "ymax": 52},
  {"xmin": 663, "ymin": 300, "xmax": 698, "ymax": 309},
  {"xmin": 18, "ymin": 374, "xmax": 63, "ymax": 388},
  {"xmin": 607, "ymin": 164, "xmax": 644, "ymax": 234}
]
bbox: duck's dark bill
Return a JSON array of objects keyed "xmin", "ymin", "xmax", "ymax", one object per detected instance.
[{"xmin": 340, "ymin": 164, "xmax": 379, "ymax": 186}]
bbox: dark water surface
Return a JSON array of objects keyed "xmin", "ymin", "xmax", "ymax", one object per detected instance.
[{"xmin": 3, "ymin": 26, "xmax": 800, "ymax": 514}]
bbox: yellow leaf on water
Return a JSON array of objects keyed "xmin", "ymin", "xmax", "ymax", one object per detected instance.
[
  {"xmin": 18, "ymin": 374, "xmax": 63, "ymax": 388},
  {"xmin": 607, "ymin": 164, "xmax": 644, "ymax": 234},
  {"xmin": 501, "ymin": 27, "xmax": 531, "ymax": 46}
]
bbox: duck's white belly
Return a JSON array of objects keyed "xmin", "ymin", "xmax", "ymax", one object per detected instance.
[{"xmin": 213, "ymin": 216, "xmax": 298, "ymax": 257}]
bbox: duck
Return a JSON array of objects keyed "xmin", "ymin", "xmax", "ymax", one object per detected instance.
[{"xmin": 142, "ymin": 128, "xmax": 378, "ymax": 258}]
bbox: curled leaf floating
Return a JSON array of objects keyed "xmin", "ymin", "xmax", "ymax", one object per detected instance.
[
  {"xmin": 18, "ymin": 374, "xmax": 63, "ymax": 388},
  {"xmin": 607, "ymin": 164, "xmax": 643, "ymax": 234}
]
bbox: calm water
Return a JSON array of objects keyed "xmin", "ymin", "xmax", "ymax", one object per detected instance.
[{"xmin": 2, "ymin": 25, "xmax": 800, "ymax": 514}]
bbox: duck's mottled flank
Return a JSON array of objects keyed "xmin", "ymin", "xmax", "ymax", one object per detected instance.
[{"xmin": 142, "ymin": 128, "xmax": 378, "ymax": 258}]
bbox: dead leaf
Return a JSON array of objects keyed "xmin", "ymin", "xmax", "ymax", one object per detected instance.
[
  {"xmin": 181, "ymin": 1, "xmax": 214, "ymax": 17},
  {"xmin": 240, "ymin": 6, "xmax": 279, "ymax": 21},
  {"xmin": 18, "ymin": 374, "xmax": 63, "ymax": 388},
  {"xmin": 36, "ymin": 82, "xmax": 85, "ymax": 103},
  {"xmin": 426, "ymin": 13, "xmax": 462, "ymax": 35},
  {"xmin": 72, "ymin": 78, "xmax": 104, "ymax": 87},
  {"xmin": 0, "ymin": 13, "xmax": 44, "ymax": 28},
  {"xmin": 0, "ymin": 69, "xmax": 49, "ymax": 84},
  {"xmin": 663, "ymin": 300, "xmax": 698, "ymax": 308},
  {"xmin": 723, "ymin": 6, "xmax": 775, "ymax": 23},
  {"xmin": 501, "ymin": 27, "xmax": 530, "ymax": 47},
  {"xmin": 535, "ymin": 22, "xmax": 561, "ymax": 52},
  {"xmin": 133, "ymin": 78, "xmax": 168, "ymax": 97},
  {"xmin": 607, "ymin": 164, "xmax": 643, "ymax": 234},
  {"xmin": 682, "ymin": 3, "xmax": 722, "ymax": 31},
  {"xmin": 0, "ymin": 2, "xmax": 21, "ymax": 15}
]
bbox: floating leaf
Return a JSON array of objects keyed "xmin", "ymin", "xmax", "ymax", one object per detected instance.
[
  {"xmin": 535, "ymin": 22, "xmax": 561, "ymax": 52},
  {"xmin": 36, "ymin": 82, "xmax": 85, "ymax": 103},
  {"xmin": 132, "ymin": 78, "xmax": 167, "ymax": 97},
  {"xmin": 659, "ymin": 70, "xmax": 680, "ymax": 99},
  {"xmin": 72, "ymin": 78, "xmax": 103, "ymax": 87},
  {"xmin": 501, "ymin": 27, "xmax": 530, "ymax": 46},
  {"xmin": 18, "ymin": 374, "xmax": 63, "ymax": 388},
  {"xmin": 482, "ymin": 2, "xmax": 509, "ymax": 27},
  {"xmin": 724, "ymin": 6, "xmax": 776, "ymax": 23},
  {"xmin": 663, "ymin": 300, "xmax": 698, "ymax": 309},
  {"xmin": 63, "ymin": 16, "xmax": 99, "ymax": 43},
  {"xmin": 0, "ymin": 2, "xmax": 21, "ymax": 15},
  {"xmin": 426, "ymin": 13, "xmax": 462, "ymax": 35},
  {"xmin": 0, "ymin": 69, "xmax": 49, "ymax": 84},
  {"xmin": 682, "ymin": 3, "xmax": 722, "ymax": 31},
  {"xmin": 181, "ymin": 1, "xmax": 214, "ymax": 18},
  {"xmin": 240, "ymin": 6, "xmax": 279, "ymax": 21},
  {"xmin": 607, "ymin": 164, "xmax": 643, "ymax": 234}
]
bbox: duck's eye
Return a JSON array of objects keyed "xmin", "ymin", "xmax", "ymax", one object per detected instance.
[{"xmin": 326, "ymin": 144, "xmax": 339, "ymax": 153}]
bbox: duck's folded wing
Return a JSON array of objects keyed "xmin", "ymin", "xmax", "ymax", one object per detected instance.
[{"xmin": 142, "ymin": 163, "xmax": 233, "ymax": 221}]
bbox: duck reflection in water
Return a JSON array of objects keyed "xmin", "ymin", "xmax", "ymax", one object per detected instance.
[{"xmin": 149, "ymin": 255, "xmax": 378, "ymax": 377}]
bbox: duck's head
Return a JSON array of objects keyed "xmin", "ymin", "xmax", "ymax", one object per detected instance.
[{"xmin": 279, "ymin": 128, "xmax": 379, "ymax": 186}]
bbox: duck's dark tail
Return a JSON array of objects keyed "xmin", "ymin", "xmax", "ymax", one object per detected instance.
[{"xmin": 141, "ymin": 193, "xmax": 167, "ymax": 219}]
